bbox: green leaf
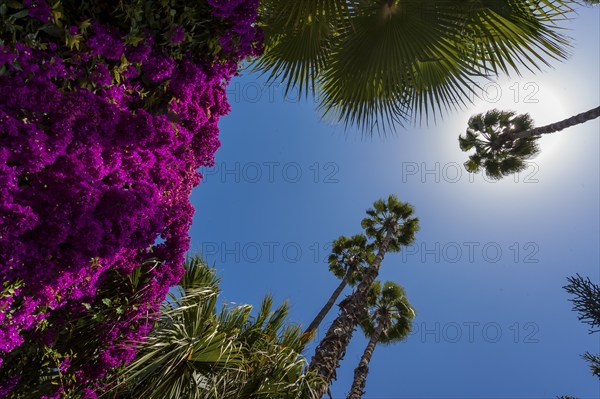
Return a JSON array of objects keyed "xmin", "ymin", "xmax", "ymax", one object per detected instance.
[{"xmin": 10, "ymin": 9, "xmax": 28, "ymax": 19}]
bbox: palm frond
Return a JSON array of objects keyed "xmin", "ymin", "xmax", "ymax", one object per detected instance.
[
  {"xmin": 110, "ymin": 256, "xmax": 316, "ymax": 399},
  {"xmin": 252, "ymin": 0, "xmax": 574, "ymax": 134},
  {"xmin": 255, "ymin": 0, "xmax": 348, "ymax": 97}
]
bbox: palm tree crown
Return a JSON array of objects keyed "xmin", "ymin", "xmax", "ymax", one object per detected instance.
[
  {"xmin": 328, "ymin": 235, "xmax": 374, "ymax": 285},
  {"xmin": 360, "ymin": 281, "xmax": 415, "ymax": 344},
  {"xmin": 458, "ymin": 109, "xmax": 540, "ymax": 180},
  {"xmin": 361, "ymin": 195, "xmax": 419, "ymax": 251},
  {"xmin": 305, "ymin": 234, "xmax": 375, "ymax": 335},
  {"xmin": 347, "ymin": 281, "xmax": 415, "ymax": 399}
]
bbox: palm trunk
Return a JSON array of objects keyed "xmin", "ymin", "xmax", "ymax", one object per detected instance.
[
  {"xmin": 304, "ymin": 264, "xmax": 354, "ymax": 336},
  {"xmin": 513, "ymin": 105, "xmax": 600, "ymax": 139},
  {"xmin": 306, "ymin": 226, "xmax": 395, "ymax": 399},
  {"xmin": 346, "ymin": 320, "xmax": 384, "ymax": 399}
]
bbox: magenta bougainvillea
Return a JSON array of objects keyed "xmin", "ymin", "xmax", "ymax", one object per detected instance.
[{"xmin": 0, "ymin": 0, "xmax": 261, "ymax": 397}]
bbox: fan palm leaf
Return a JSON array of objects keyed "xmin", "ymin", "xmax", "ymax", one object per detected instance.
[
  {"xmin": 253, "ymin": 0, "xmax": 575, "ymax": 134},
  {"xmin": 109, "ymin": 257, "xmax": 317, "ymax": 399}
]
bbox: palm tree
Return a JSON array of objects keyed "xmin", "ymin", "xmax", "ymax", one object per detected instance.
[
  {"xmin": 111, "ymin": 256, "xmax": 320, "ymax": 399},
  {"xmin": 254, "ymin": 0, "xmax": 574, "ymax": 133},
  {"xmin": 347, "ymin": 281, "xmax": 414, "ymax": 399},
  {"xmin": 306, "ymin": 195, "xmax": 419, "ymax": 399},
  {"xmin": 458, "ymin": 106, "xmax": 600, "ymax": 179},
  {"xmin": 304, "ymin": 234, "xmax": 374, "ymax": 336}
]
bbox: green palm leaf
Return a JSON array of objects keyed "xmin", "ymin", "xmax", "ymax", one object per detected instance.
[
  {"xmin": 255, "ymin": 0, "xmax": 348, "ymax": 97},
  {"xmin": 109, "ymin": 256, "xmax": 316, "ymax": 399},
  {"xmin": 253, "ymin": 0, "xmax": 575, "ymax": 134}
]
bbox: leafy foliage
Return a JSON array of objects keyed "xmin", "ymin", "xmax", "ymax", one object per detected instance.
[
  {"xmin": 0, "ymin": 0, "xmax": 261, "ymax": 397},
  {"xmin": 361, "ymin": 194, "xmax": 420, "ymax": 251},
  {"xmin": 360, "ymin": 281, "xmax": 414, "ymax": 344},
  {"xmin": 565, "ymin": 274, "xmax": 600, "ymax": 332},
  {"xmin": 253, "ymin": 0, "xmax": 574, "ymax": 133},
  {"xmin": 458, "ymin": 109, "xmax": 541, "ymax": 180},
  {"xmin": 110, "ymin": 256, "xmax": 320, "ymax": 399},
  {"xmin": 1, "ymin": 259, "xmax": 162, "ymax": 398},
  {"xmin": 582, "ymin": 352, "xmax": 600, "ymax": 378},
  {"xmin": 564, "ymin": 274, "xmax": 600, "ymax": 378},
  {"xmin": 328, "ymin": 234, "xmax": 374, "ymax": 286}
]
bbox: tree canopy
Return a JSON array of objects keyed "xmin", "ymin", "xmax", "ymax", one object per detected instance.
[{"xmin": 254, "ymin": 0, "xmax": 575, "ymax": 133}]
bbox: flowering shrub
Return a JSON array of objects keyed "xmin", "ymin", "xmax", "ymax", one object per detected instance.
[{"xmin": 0, "ymin": 0, "xmax": 261, "ymax": 397}]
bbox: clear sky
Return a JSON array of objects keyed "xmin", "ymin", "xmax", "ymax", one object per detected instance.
[{"xmin": 190, "ymin": 4, "xmax": 600, "ymax": 399}]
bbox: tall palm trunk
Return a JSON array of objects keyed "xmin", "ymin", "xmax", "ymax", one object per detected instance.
[
  {"xmin": 305, "ymin": 264, "xmax": 355, "ymax": 336},
  {"xmin": 346, "ymin": 317, "xmax": 386, "ymax": 399},
  {"xmin": 306, "ymin": 226, "xmax": 395, "ymax": 399},
  {"xmin": 513, "ymin": 105, "xmax": 600, "ymax": 139}
]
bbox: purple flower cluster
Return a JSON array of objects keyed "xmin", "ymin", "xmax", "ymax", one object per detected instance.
[
  {"xmin": 142, "ymin": 55, "xmax": 176, "ymax": 83},
  {"xmin": 170, "ymin": 26, "xmax": 185, "ymax": 44},
  {"xmin": 0, "ymin": 376, "xmax": 19, "ymax": 398},
  {"xmin": 24, "ymin": 0, "xmax": 53, "ymax": 23},
  {"xmin": 0, "ymin": 1, "xmax": 261, "ymax": 396},
  {"xmin": 86, "ymin": 22, "xmax": 126, "ymax": 61},
  {"xmin": 208, "ymin": 0, "xmax": 263, "ymax": 59}
]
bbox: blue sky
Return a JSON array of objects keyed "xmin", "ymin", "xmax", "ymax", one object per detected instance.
[{"xmin": 190, "ymin": 5, "xmax": 600, "ymax": 398}]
